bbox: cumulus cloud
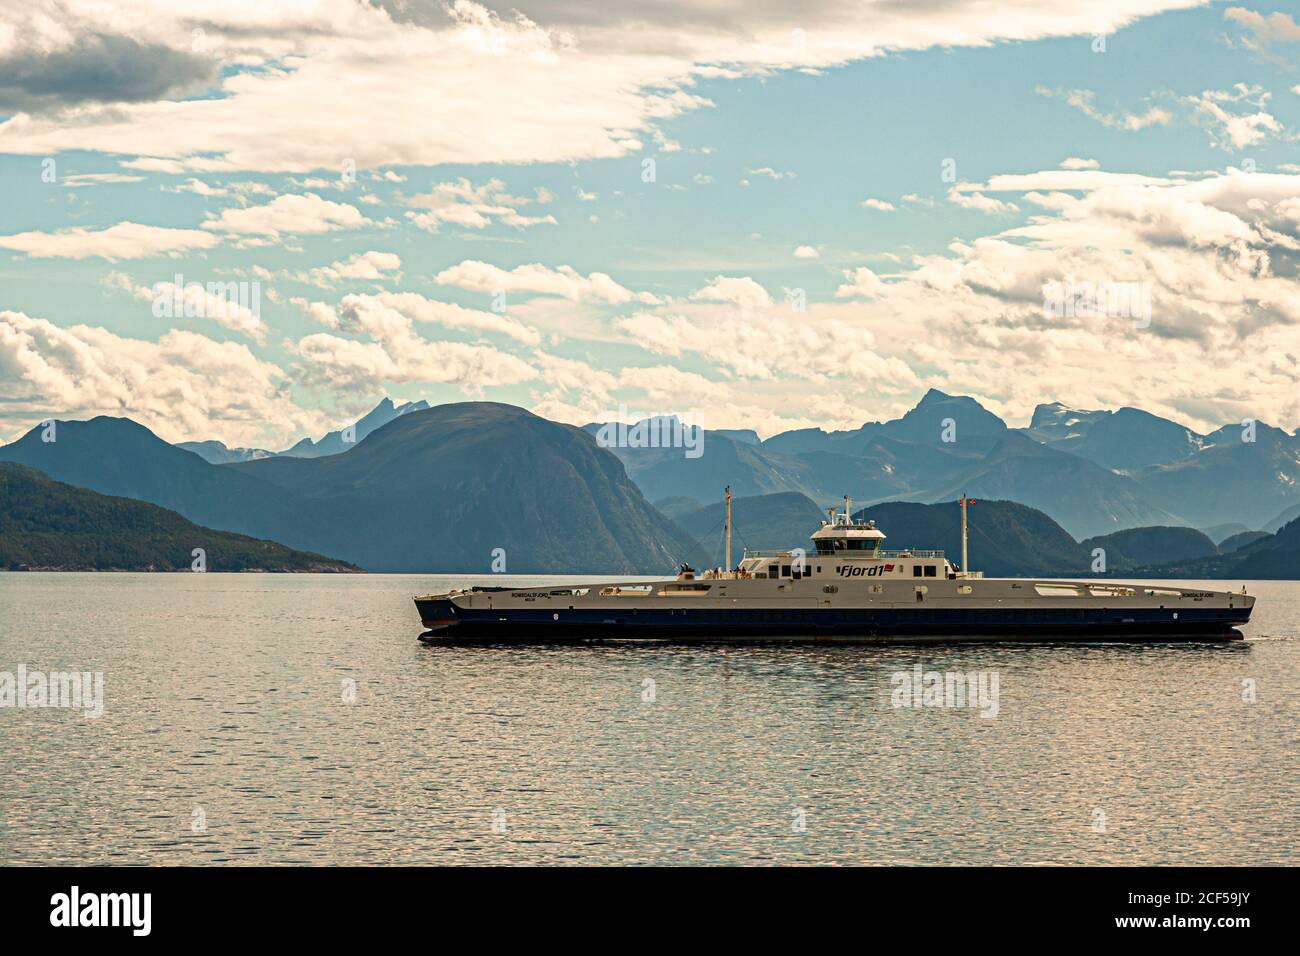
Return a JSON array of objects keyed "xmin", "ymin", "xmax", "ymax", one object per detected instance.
[
  {"xmin": 201, "ymin": 193, "xmax": 369, "ymax": 237},
  {"xmin": 1185, "ymin": 83, "xmax": 1283, "ymax": 150},
  {"xmin": 435, "ymin": 260, "xmax": 661, "ymax": 304},
  {"xmin": 0, "ymin": 0, "xmax": 1204, "ymax": 172},
  {"xmin": 946, "ymin": 184, "xmax": 1019, "ymax": 215},
  {"xmin": 0, "ymin": 222, "xmax": 219, "ymax": 259},
  {"xmin": 293, "ymin": 302, "xmax": 537, "ymax": 393},
  {"xmin": 0, "ymin": 310, "xmax": 317, "ymax": 446},
  {"xmin": 334, "ymin": 291, "xmax": 541, "ymax": 345},
  {"xmin": 583, "ymin": 167, "xmax": 1300, "ymax": 434},
  {"xmin": 0, "ymin": 32, "xmax": 217, "ymax": 113},
  {"xmin": 689, "ymin": 275, "xmax": 773, "ymax": 311},
  {"xmin": 860, "ymin": 198, "xmax": 896, "ymax": 211},
  {"xmin": 295, "ymin": 250, "xmax": 402, "ymax": 286},
  {"xmin": 835, "ymin": 266, "xmax": 888, "ymax": 298},
  {"xmin": 793, "ymin": 245, "xmax": 820, "ymax": 259},
  {"xmin": 404, "ymin": 178, "xmax": 557, "ymax": 232},
  {"xmin": 104, "ymin": 271, "xmax": 267, "ymax": 341}
]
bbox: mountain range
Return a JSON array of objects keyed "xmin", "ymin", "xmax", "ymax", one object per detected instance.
[
  {"xmin": 0, "ymin": 463, "xmax": 358, "ymax": 572},
  {"xmin": 588, "ymin": 389, "xmax": 1298, "ymax": 539},
  {"xmin": 0, "ymin": 403, "xmax": 686, "ymax": 573},
  {"xmin": 2, "ymin": 390, "xmax": 1299, "ymax": 576},
  {"xmin": 178, "ymin": 397, "xmax": 430, "ymax": 463},
  {"xmin": 852, "ymin": 498, "xmax": 1298, "ymax": 579}
]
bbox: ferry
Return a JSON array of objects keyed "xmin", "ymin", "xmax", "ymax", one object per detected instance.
[{"xmin": 414, "ymin": 491, "xmax": 1254, "ymax": 644}]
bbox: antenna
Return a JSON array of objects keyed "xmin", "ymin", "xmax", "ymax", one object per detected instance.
[
  {"xmin": 724, "ymin": 485, "xmax": 732, "ymax": 572},
  {"xmin": 960, "ymin": 494, "xmax": 973, "ymax": 576}
]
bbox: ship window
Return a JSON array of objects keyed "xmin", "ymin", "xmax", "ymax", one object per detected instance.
[
  {"xmin": 780, "ymin": 565, "xmax": 791, "ymax": 577},
  {"xmin": 912, "ymin": 565, "xmax": 922, "ymax": 577},
  {"xmin": 924, "ymin": 565, "xmax": 936, "ymax": 578},
  {"xmin": 768, "ymin": 564, "xmax": 778, "ymax": 577}
]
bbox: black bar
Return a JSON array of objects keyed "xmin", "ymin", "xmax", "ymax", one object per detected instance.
[{"xmin": 0, "ymin": 866, "xmax": 1283, "ymax": 942}]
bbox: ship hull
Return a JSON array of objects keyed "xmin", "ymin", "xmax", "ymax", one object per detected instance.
[{"xmin": 414, "ymin": 597, "xmax": 1249, "ymax": 644}]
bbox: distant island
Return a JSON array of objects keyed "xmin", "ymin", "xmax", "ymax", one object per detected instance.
[{"xmin": 0, "ymin": 463, "xmax": 360, "ymax": 572}]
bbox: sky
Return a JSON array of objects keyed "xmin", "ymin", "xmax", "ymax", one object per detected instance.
[{"xmin": 1, "ymin": 0, "xmax": 1299, "ymax": 449}]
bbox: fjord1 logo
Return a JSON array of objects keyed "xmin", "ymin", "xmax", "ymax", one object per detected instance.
[{"xmin": 838, "ymin": 564, "xmax": 897, "ymax": 577}]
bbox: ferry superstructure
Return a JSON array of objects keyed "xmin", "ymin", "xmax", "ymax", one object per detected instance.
[{"xmin": 414, "ymin": 492, "xmax": 1254, "ymax": 644}]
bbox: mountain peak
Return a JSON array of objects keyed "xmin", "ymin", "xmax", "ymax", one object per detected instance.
[{"xmin": 917, "ymin": 387, "xmax": 953, "ymax": 406}]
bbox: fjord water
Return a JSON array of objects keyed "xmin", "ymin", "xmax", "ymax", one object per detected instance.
[{"xmin": 1, "ymin": 573, "xmax": 1294, "ymax": 866}]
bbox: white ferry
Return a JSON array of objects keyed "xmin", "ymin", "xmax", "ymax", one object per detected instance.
[{"xmin": 414, "ymin": 492, "xmax": 1254, "ymax": 643}]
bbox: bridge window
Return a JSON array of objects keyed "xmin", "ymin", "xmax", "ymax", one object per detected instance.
[
  {"xmin": 924, "ymin": 565, "xmax": 936, "ymax": 578},
  {"xmin": 912, "ymin": 565, "xmax": 923, "ymax": 577},
  {"xmin": 780, "ymin": 565, "xmax": 791, "ymax": 577}
]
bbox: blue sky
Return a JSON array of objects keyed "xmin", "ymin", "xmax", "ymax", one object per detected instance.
[{"xmin": 1, "ymin": 1, "xmax": 1299, "ymax": 448}]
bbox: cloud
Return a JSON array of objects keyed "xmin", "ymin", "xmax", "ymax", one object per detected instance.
[
  {"xmin": 793, "ymin": 245, "xmax": 820, "ymax": 259},
  {"xmin": 1224, "ymin": 7, "xmax": 1300, "ymax": 47},
  {"xmin": 1037, "ymin": 87, "xmax": 1173, "ymax": 131},
  {"xmin": 946, "ymin": 184, "xmax": 1019, "ymax": 215},
  {"xmin": 860, "ymin": 198, "xmax": 896, "ymax": 211},
  {"xmin": 835, "ymin": 266, "xmax": 888, "ymax": 298},
  {"xmin": 616, "ymin": 304, "xmax": 919, "ymax": 386},
  {"xmin": 104, "ymin": 271, "xmax": 267, "ymax": 341},
  {"xmin": 404, "ymin": 178, "xmax": 556, "ymax": 232},
  {"xmin": 593, "ymin": 167, "xmax": 1300, "ymax": 434},
  {"xmin": 61, "ymin": 173, "xmax": 145, "ymax": 187},
  {"xmin": 293, "ymin": 301, "xmax": 537, "ymax": 393},
  {"xmin": 334, "ymin": 291, "xmax": 542, "ymax": 345},
  {"xmin": 747, "ymin": 167, "xmax": 796, "ymax": 180},
  {"xmin": 160, "ymin": 179, "xmax": 276, "ymax": 199},
  {"xmin": 1185, "ymin": 84, "xmax": 1283, "ymax": 150},
  {"xmin": 0, "ymin": 222, "xmax": 219, "ymax": 259},
  {"xmin": 1059, "ymin": 157, "xmax": 1099, "ymax": 170},
  {"xmin": 0, "ymin": 32, "xmax": 217, "ymax": 112},
  {"xmin": 297, "ymin": 250, "xmax": 402, "ymax": 286},
  {"xmin": 0, "ymin": 310, "xmax": 317, "ymax": 446},
  {"xmin": 201, "ymin": 193, "xmax": 369, "ymax": 237},
  {"xmin": 689, "ymin": 275, "xmax": 773, "ymax": 311},
  {"xmin": 0, "ymin": 0, "xmax": 1204, "ymax": 172},
  {"xmin": 435, "ymin": 260, "xmax": 661, "ymax": 304}
]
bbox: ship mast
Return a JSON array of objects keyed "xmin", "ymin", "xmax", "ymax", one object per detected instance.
[
  {"xmin": 960, "ymin": 494, "xmax": 970, "ymax": 575},
  {"xmin": 724, "ymin": 485, "xmax": 732, "ymax": 571}
]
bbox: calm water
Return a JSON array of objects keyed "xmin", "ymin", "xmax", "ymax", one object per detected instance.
[{"xmin": 0, "ymin": 573, "xmax": 1295, "ymax": 866}]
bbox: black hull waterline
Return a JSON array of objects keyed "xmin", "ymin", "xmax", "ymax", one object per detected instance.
[{"xmin": 415, "ymin": 599, "xmax": 1249, "ymax": 644}]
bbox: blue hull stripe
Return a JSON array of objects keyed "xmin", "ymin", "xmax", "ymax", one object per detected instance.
[{"xmin": 416, "ymin": 600, "xmax": 1249, "ymax": 640}]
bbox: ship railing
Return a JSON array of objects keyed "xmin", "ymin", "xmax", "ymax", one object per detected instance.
[{"xmin": 741, "ymin": 548, "xmax": 947, "ymax": 559}]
